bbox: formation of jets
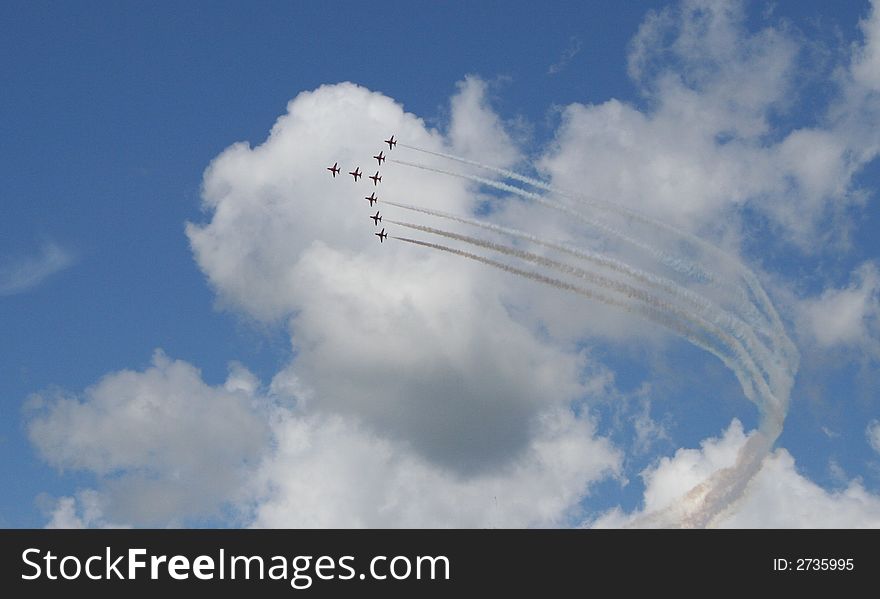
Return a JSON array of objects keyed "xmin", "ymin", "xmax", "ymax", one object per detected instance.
[{"xmin": 326, "ymin": 134, "xmax": 396, "ymax": 243}]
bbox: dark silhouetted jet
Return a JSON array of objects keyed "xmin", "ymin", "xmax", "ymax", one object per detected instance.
[
  {"xmin": 373, "ymin": 151, "xmax": 385, "ymax": 165},
  {"xmin": 327, "ymin": 162, "xmax": 340, "ymax": 177},
  {"xmin": 364, "ymin": 192, "xmax": 378, "ymax": 206},
  {"xmin": 369, "ymin": 171, "xmax": 382, "ymax": 186},
  {"xmin": 370, "ymin": 211, "xmax": 382, "ymax": 226},
  {"xmin": 384, "ymin": 135, "xmax": 396, "ymax": 149},
  {"xmin": 375, "ymin": 228, "xmax": 387, "ymax": 242},
  {"xmin": 349, "ymin": 167, "xmax": 362, "ymax": 181}
]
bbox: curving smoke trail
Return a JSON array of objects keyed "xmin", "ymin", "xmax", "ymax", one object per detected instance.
[
  {"xmin": 386, "ymin": 146, "xmax": 799, "ymax": 528},
  {"xmin": 389, "ymin": 159, "xmax": 799, "ymax": 392},
  {"xmin": 382, "ymin": 200, "xmax": 778, "ymax": 385},
  {"xmin": 388, "ymin": 219, "xmax": 778, "ymax": 410},
  {"xmin": 388, "ymin": 157, "xmax": 761, "ymax": 321},
  {"xmin": 393, "ymin": 235, "xmax": 724, "ymax": 367},
  {"xmin": 394, "ymin": 147, "xmax": 799, "ymax": 374},
  {"xmin": 398, "ymin": 143, "xmax": 790, "ymax": 330},
  {"xmin": 395, "ymin": 148, "xmax": 719, "ymax": 283},
  {"xmin": 388, "ymin": 156, "xmax": 792, "ymax": 390}
]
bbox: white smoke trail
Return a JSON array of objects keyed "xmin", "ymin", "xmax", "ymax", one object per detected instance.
[
  {"xmin": 383, "ymin": 199, "xmax": 699, "ymax": 303},
  {"xmin": 389, "ymin": 159, "xmax": 794, "ymax": 380},
  {"xmin": 393, "ymin": 235, "xmax": 725, "ymax": 361},
  {"xmin": 389, "ymin": 156, "xmax": 796, "ymax": 395},
  {"xmin": 382, "ymin": 200, "xmax": 778, "ymax": 382},
  {"xmin": 394, "ymin": 150, "xmax": 715, "ymax": 283},
  {"xmin": 397, "ymin": 145, "xmax": 799, "ymax": 375},
  {"xmin": 392, "ymin": 158, "xmax": 723, "ymax": 287},
  {"xmin": 389, "ymin": 219, "xmax": 777, "ymax": 409},
  {"xmin": 398, "ymin": 142, "xmax": 536, "ymax": 188},
  {"xmin": 631, "ymin": 424, "xmax": 778, "ymax": 528}
]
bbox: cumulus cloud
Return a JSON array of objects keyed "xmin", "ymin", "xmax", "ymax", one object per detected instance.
[
  {"xmin": 797, "ymin": 261, "xmax": 880, "ymax": 355},
  {"xmin": 0, "ymin": 241, "xmax": 74, "ymax": 296},
  {"xmin": 26, "ymin": 351, "xmax": 270, "ymax": 526},
  {"xmin": 28, "ymin": 352, "xmax": 621, "ymax": 529},
  {"xmin": 592, "ymin": 419, "xmax": 880, "ymax": 528},
  {"xmin": 186, "ymin": 79, "xmax": 612, "ymax": 479},
  {"xmin": 541, "ymin": 0, "xmax": 880, "ymax": 248},
  {"xmin": 280, "ymin": 243, "xmax": 595, "ymax": 472},
  {"xmin": 250, "ymin": 406, "xmax": 620, "ymax": 528},
  {"xmin": 188, "ymin": 82, "xmax": 462, "ymax": 321},
  {"xmin": 447, "ymin": 76, "xmax": 523, "ymax": 168}
]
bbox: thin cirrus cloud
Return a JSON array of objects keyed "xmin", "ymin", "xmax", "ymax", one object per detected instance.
[
  {"xmin": 548, "ymin": 36, "xmax": 583, "ymax": 75},
  {"xmin": 0, "ymin": 241, "xmax": 74, "ymax": 296}
]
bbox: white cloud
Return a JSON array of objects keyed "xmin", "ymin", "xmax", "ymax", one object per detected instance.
[
  {"xmin": 42, "ymin": 490, "xmax": 123, "ymax": 529},
  {"xmin": 798, "ymin": 261, "xmax": 880, "ymax": 354},
  {"xmin": 448, "ymin": 76, "xmax": 522, "ymax": 168},
  {"xmin": 28, "ymin": 352, "xmax": 621, "ymax": 529},
  {"xmin": 250, "ymin": 406, "xmax": 620, "ymax": 528},
  {"xmin": 542, "ymin": 0, "xmax": 880, "ymax": 249},
  {"xmin": 26, "ymin": 351, "xmax": 269, "ymax": 526},
  {"xmin": 44, "ymin": 496, "xmax": 91, "ymax": 529},
  {"xmin": 0, "ymin": 241, "xmax": 74, "ymax": 296},
  {"xmin": 868, "ymin": 420, "xmax": 880, "ymax": 455},
  {"xmin": 592, "ymin": 419, "xmax": 880, "ymax": 528},
  {"xmin": 853, "ymin": 0, "xmax": 880, "ymax": 91},
  {"xmin": 548, "ymin": 36, "xmax": 583, "ymax": 76},
  {"xmin": 186, "ymin": 79, "xmax": 615, "ymax": 478},
  {"xmin": 631, "ymin": 397, "xmax": 671, "ymax": 455},
  {"xmin": 279, "ymin": 242, "xmax": 597, "ymax": 472},
  {"xmin": 188, "ymin": 82, "xmax": 463, "ymax": 321}
]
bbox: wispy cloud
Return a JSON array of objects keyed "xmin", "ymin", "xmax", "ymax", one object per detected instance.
[
  {"xmin": 548, "ymin": 36, "xmax": 583, "ymax": 75},
  {"xmin": 868, "ymin": 420, "xmax": 880, "ymax": 455},
  {"xmin": 0, "ymin": 241, "xmax": 75, "ymax": 296}
]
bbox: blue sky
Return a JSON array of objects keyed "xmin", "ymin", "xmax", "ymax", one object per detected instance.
[{"xmin": 3, "ymin": 0, "xmax": 880, "ymax": 528}]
